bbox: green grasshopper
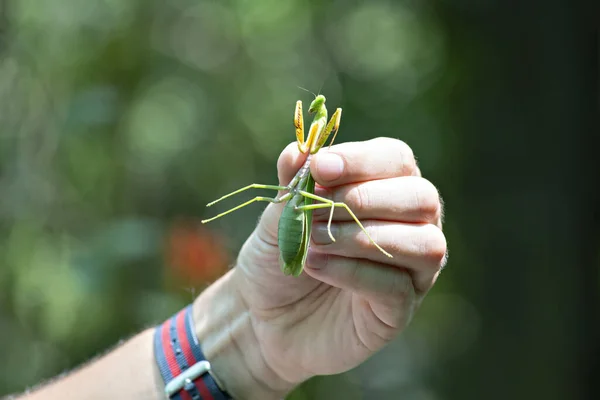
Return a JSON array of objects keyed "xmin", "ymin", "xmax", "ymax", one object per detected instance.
[{"xmin": 201, "ymin": 94, "xmax": 393, "ymax": 276}]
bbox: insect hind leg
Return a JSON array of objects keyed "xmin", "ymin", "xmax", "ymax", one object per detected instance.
[
  {"xmin": 202, "ymin": 192, "xmax": 292, "ymax": 224},
  {"xmin": 206, "ymin": 183, "xmax": 288, "ymax": 207},
  {"xmin": 296, "ymin": 190, "xmax": 393, "ymax": 258},
  {"xmin": 294, "ymin": 196, "xmax": 337, "ymax": 243}
]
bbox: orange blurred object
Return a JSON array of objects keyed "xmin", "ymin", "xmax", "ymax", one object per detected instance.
[{"xmin": 166, "ymin": 219, "xmax": 230, "ymax": 286}]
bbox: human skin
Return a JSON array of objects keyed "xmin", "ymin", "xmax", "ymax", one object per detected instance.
[{"xmin": 13, "ymin": 137, "xmax": 446, "ymax": 400}]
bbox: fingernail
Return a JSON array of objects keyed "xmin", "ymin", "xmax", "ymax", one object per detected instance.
[
  {"xmin": 311, "ymin": 187, "xmax": 331, "ymax": 218},
  {"xmin": 311, "ymin": 223, "xmax": 337, "ymax": 245},
  {"xmin": 316, "ymin": 153, "xmax": 344, "ymax": 182},
  {"xmin": 306, "ymin": 251, "xmax": 327, "ymax": 270}
]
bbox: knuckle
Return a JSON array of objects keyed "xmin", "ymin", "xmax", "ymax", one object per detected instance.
[
  {"xmin": 414, "ymin": 179, "xmax": 442, "ymax": 222},
  {"xmin": 346, "ymin": 184, "xmax": 370, "ymax": 212},
  {"xmin": 419, "ymin": 225, "xmax": 447, "ymax": 267},
  {"xmin": 376, "ymin": 137, "xmax": 416, "ymax": 176}
]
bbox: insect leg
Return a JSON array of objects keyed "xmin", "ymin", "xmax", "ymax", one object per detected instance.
[
  {"xmin": 313, "ymin": 107, "xmax": 342, "ymax": 153},
  {"xmin": 295, "ymin": 100, "xmax": 309, "ymax": 153},
  {"xmin": 206, "ymin": 183, "xmax": 289, "ymax": 207},
  {"xmin": 297, "ymin": 190, "xmax": 393, "ymax": 258},
  {"xmin": 202, "ymin": 192, "xmax": 292, "ymax": 224}
]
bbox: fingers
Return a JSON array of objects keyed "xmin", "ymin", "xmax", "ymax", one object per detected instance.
[
  {"xmin": 269, "ymin": 138, "xmax": 418, "ymax": 237},
  {"xmin": 277, "ymin": 137, "xmax": 418, "ymax": 188},
  {"xmin": 310, "ymin": 221, "xmax": 447, "ymax": 293},
  {"xmin": 312, "ymin": 176, "xmax": 442, "ymax": 226},
  {"xmin": 276, "ymin": 139, "xmax": 441, "ymax": 226},
  {"xmin": 264, "ymin": 138, "xmax": 446, "ymax": 295},
  {"xmin": 304, "ymin": 253, "xmax": 417, "ymax": 328},
  {"xmin": 310, "ymin": 137, "xmax": 419, "ymax": 188}
]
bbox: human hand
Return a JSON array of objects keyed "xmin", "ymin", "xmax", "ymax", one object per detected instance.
[{"xmin": 227, "ymin": 137, "xmax": 446, "ymax": 391}]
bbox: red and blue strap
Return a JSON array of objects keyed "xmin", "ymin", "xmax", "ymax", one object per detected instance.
[{"xmin": 154, "ymin": 305, "xmax": 231, "ymax": 400}]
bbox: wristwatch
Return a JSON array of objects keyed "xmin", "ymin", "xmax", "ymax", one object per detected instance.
[{"xmin": 154, "ymin": 305, "xmax": 232, "ymax": 400}]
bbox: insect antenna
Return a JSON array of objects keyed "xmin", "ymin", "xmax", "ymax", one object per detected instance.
[
  {"xmin": 297, "ymin": 85, "xmax": 317, "ymax": 98},
  {"xmin": 317, "ymin": 80, "xmax": 325, "ymax": 96}
]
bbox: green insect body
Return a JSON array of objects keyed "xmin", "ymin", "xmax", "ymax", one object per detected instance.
[
  {"xmin": 279, "ymin": 174, "xmax": 315, "ymax": 276},
  {"xmin": 201, "ymin": 94, "xmax": 392, "ymax": 277}
]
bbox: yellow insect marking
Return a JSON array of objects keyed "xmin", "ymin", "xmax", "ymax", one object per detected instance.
[
  {"xmin": 305, "ymin": 120, "xmax": 324, "ymax": 154},
  {"xmin": 294, "ymin": 100, "xmax": 304, "ymax": 152},
  {"xmin": 311, "ymin": 108, "xmax": 342, "ymax": 154},
  {"xmin": 327, "ymin": 108, "xmax": 342, "ymax": 150}
]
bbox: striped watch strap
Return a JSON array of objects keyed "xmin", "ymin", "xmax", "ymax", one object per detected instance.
[{"xmin": 154, "ymin": 305, "xmax": 232, "ymax": 400}]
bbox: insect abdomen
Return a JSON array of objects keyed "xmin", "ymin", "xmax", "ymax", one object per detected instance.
[{"xmin": 278, "ymin": 201, "xmax": 304, "ymax": 264}]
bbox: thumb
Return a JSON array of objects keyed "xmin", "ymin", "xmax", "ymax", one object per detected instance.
[
  {"xmin": 276, "ymin": 141, "xmax": 306, "ymax": 186},
  {"xmin": 255, "ymin": 142, "xmax": 306, "ymax": 244}
]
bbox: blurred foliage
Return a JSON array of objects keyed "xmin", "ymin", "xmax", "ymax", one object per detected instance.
[{"xmin": 0, "ymin": 0, "xmax": 597, "ymax": 399}]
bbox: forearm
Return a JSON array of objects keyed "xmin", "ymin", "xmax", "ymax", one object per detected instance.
[
  {"xmin": 12, "ymin": 269, "xmax": 289, "ymax": 400},
  {"xmin": 15, "ymin": 328, "xmax": 162, "ymax": 400}
]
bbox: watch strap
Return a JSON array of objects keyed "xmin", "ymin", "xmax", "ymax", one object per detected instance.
[{"xmin": 154, "ymin": 305, "xmax": 232, "ymax": 400}]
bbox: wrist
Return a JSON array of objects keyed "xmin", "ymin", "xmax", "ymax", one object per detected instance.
[{"xmin": 191, "ymin": 269, "xmax": 293, "ymax": 400}]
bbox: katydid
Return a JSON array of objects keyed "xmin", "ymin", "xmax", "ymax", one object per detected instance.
[{"xmin": 201, "ymin": 94, "xmax": 393, "ymax": 277}]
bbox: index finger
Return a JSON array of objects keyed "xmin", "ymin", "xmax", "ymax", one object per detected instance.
[{"xmin": 310, "ymin": 137, "xmax": 419, "ymax": 188}]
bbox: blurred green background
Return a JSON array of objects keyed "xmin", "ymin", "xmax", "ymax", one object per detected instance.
[{"xmin": 0, "ymin": 0, "xmax": 597, "ymax": 399}]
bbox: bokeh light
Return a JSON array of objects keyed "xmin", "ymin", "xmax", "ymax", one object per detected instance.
[{"xmin": 1, "ymin": 0, "xmax": 591, "ymax": 399}]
